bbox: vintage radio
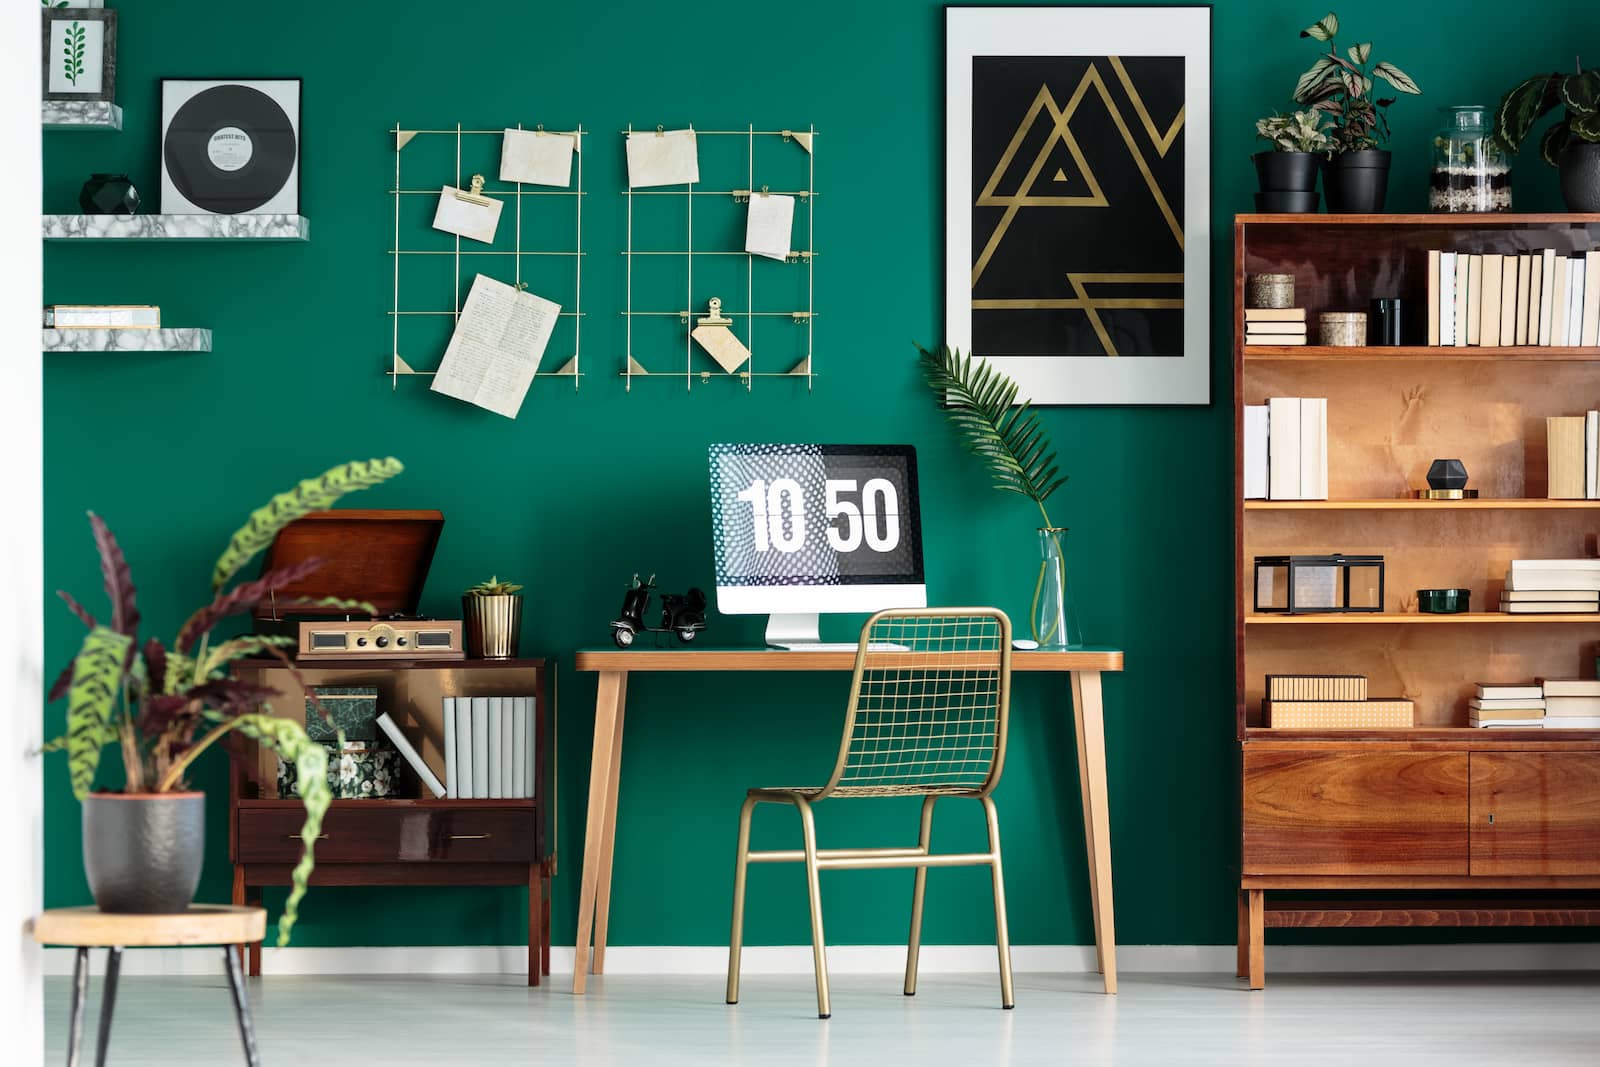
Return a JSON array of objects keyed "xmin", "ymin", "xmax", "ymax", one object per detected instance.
[{"xmin": 254, "ymin": 509, "xmax": 465, "ymax": 661}]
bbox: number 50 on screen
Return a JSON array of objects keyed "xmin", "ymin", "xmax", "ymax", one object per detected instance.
[{"xmin": 734, "ymin": 478, "xmax": 901, "ymax": 554}]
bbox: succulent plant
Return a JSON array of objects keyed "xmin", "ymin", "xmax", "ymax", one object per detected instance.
[{"xmin": 465, "ymin": 576, "xmax": 524, "ymax": 597}]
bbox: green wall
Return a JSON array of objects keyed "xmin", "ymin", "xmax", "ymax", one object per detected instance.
[{"xmin": 42, "ymin": 1, "xmax": 1598, "ymax": 951}]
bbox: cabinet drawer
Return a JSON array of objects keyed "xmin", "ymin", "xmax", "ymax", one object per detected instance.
[
  {"xmin": 1243, "ymin": 750, "xmax": 1469, "ymax": 875},
  {"xmin": 238, "ymin": 805, "xmax": 535, "ymax": 864},
  {"xmin": 1471, "ymin": 753, "xmax": 1600, "ymax": 876}
]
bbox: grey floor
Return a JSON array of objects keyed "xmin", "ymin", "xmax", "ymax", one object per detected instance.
[{"xmin": 44, "ymin": 970, "xmax": 1600, "ymax": 1066}]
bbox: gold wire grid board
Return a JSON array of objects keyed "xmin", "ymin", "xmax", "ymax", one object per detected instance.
[
  {"xmin": 621, "ymin": 124, "xmax": 817, "ymax": 392},
  {"xmin": 388, "ymin": 123, "xmax": 586, "ymax": 391}
]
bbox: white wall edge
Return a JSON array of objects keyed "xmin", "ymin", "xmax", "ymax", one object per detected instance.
[{"xmin": 42, "ymin": 942, "xmax": 1600, "ymax": 978}]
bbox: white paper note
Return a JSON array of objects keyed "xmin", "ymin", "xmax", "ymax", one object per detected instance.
[
  {"xmin": 499, "ymin": 128, "xmax": 575, "ymax": 187},
  {"xmin": 432, "ymin": 186, "xmax": 503, "ymax": 244},
  {"xmin": 626, "ymin": 129, "xmax": 699, "ymax": 187},
  {"xmin": 745, "ymin": 193, "xmax": 795, "ymax": 261},
  {"xmin": 431, "ymin": 274, "xmax": 560, "ymax": 418}
]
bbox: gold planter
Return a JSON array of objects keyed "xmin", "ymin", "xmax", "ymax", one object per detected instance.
[{"xmin": 463, "ymin": 594, "xmax": 522, "ymax": 659}]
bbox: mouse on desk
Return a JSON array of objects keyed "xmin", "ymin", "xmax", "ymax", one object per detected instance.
[{"xmin": 1012, "ymin": 638, "xmax": 1039, "ymax": 651}]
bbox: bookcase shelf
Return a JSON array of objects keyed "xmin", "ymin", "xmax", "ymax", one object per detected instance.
[
  {"xmin": 1244, "ymin": 726, "xmax": 1600, "ymax": 742},
  {"xmin": 1246, "ymin": 498, "xmax": 1600, "ymax": 510},
  {"xmin": 1246, "ymin": 612, "xmax": 1600, "ymax": 625},
  {"xmin": 1246, "ymin": 344, "xmax": 1600, "ymax": 361}
]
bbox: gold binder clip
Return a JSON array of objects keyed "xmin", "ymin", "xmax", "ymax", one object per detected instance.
[
  {"xmin": 759, "ymin": 184, "xmax": 769, "ymax": 198},
  {"xmin": 454, "ymin": 174, "xmax": 492, "ymax": 205},
  {"xmin": 656, "ymin": 125, "xmax": 665, "ymax": 136},
  {"xmin": 698, "ymin": 297, "xmax": 734, "ymax": 328},
  {"xmin": 732, "ymin": 189, "xmax": 751, "ymax": 203}
]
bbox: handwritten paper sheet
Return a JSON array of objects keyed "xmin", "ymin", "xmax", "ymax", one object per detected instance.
[
  {"xmin": 432, "ymin": 187, "xmax": 503, "ymax": 244},
  {"xmin": 499, "ymin": 128, "xmax": 575, "ymax": 187},
  {"xmin": 745, "ymin": 193, "xmax": 795, "ymax": 261},
  {"xmin": 430, "ymin": 274, "xmax": 560, "ymax": 418},
  {"xmin": 625, "ymin": 128, "xmax": 699, "ymax": 187}
]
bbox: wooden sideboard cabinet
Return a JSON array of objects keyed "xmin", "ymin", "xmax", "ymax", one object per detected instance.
[
  {"xmin": 1233, "ymin": 214, "xmax": 1600, "ymax": 989},
  {"xmin": 230, "ymin": 658, "xmax": 552, "ymax": 985}
]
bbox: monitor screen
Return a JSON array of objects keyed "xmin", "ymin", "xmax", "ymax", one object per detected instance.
[{"xmin": 708, "ymin": 443, "xmax": 926, "ymax": 614}]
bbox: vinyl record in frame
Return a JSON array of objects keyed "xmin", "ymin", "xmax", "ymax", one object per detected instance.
[{"xmin": 160, "ymin": 78, "xmax": 301, "ymax": 215}]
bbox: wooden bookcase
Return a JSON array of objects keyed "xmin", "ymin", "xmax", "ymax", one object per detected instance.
[
  {"xmin": 1234, "ymin": 214, "xmax": 1600, "ymax": 988},
  {"xmin": 229, "ymin": 658, "xmax": 551, "ymax": 985}
]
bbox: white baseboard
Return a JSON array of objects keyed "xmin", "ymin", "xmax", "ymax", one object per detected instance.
[{"xmin": 42, "ymin": 942, "xmax": 1600, "ymax": 978}]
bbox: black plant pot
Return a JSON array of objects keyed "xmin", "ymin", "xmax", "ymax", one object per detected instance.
[
  {"xmin": 78, "ymin": 173, "xmax": 140, "ymax": 216},
  {"xmin": 1559, "ymin": 141, "xmax": 1600, "ymax": 213},
  {"xmin": 83, "ymin": 792, "xmax": 204, "ymax": 913},
  {"xmin": 1254, "ymin": 190, "xmax": 1320, "ymax": 213},
  {"xmin": 1253, "ymin": 151, "xmax": 1320, "ymax": 193},
  {"xmin": 1322, "ymin": 150, "xmax": 1391, "ymax": 214}
]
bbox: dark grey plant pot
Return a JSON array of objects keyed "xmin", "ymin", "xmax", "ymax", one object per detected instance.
[
  {"xmin": 1254, "ymin": 190, "xmax": 1320, "ymax": 213},
  {"xmin": 83, "ymin": 792, "xmax": 204, "ymax": 913},
  {"xmin": 1322, "ymin": 149, "xmax": 1391, "ymax": 213},
  {"xmin": 1253, "ymin": 151, "xmax": 1321, "ymax": 193},
  {"xmin": 1559, "ymin": 141, "xmax": 1600, "ymax": 213}
]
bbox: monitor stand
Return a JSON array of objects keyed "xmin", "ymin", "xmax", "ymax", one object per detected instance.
[{"xmin": 765, "ymin": 613, "xmax": 824, "ymax": 650}]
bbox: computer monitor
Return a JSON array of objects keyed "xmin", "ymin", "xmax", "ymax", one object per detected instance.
[{"xmin": 708, "ymin": 443, "xmax": 927, "ymax": 648}]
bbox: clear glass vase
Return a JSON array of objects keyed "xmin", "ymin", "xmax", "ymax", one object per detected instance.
[{"xmin": 1032, "ymin": 527, "xmax": 1084, "ymax": 649}]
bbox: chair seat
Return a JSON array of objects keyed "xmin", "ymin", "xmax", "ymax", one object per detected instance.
[{"xmin": 751, "ymin": 784, "xmax": 983, "ymax": 800}]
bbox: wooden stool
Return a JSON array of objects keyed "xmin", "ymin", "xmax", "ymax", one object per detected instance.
[{"xmin": 32, "ymin": 905, "xmax": 267, "ymax": 1067}]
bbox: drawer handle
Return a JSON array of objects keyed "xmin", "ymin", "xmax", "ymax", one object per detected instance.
[
  {"xmin": 448, "ymin": 833, "xmax": 492, "ymax": 840},
  {"xmin": 286, "ymin": 834, "xmax": 331, "ymax": 840}
]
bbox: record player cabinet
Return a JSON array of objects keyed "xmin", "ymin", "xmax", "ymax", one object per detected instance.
[{"xmin": 229, "ymin": 657, "xmax": 552, "ymax": 985}]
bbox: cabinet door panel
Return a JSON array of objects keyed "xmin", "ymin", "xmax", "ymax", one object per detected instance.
[
  {"xmin": 1243, "ymin": 750, "xmax": 1469, "ymax": 875},
  {"xmin": 1470, "ymin": 753, "xmax": 1600, "ymax": 876}
]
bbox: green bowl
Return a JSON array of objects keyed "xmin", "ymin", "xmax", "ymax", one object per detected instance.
[{"xmin": 1418, "ymin": 588, "xmax": 1470, "ymax": 614}]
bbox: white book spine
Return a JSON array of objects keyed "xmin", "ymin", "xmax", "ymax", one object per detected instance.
[
  {"xmin": 1568, "ymin": 258, "xmax": 1586, "ymax": 346},
  {"xmin": 1267, "ymin": 397, "xmax": 1301, "ymax": 500},
  {"xmin": 443, "ymin": 696, "xmax": 458, "ymax": 799},
  {"xmin": 488, "ymin": 696, "xmax": 504, "ymax": 799},
  {"xmin": 499, "ymin": 696, "xmax": 514, "ymax": 800},
  {"xmin": 513, "ymin": 697, "xmax": 528, "ymax": 799},
  {"xmin": 1540, "ymin": 249, "xmax": 1558, "ymax": 345},
  {"xmin": 1298, "ymin": 398, "xmax": 1327, "ymax": 500},
  {"xmin": 1427, "ymin": 249, "xmax": 1440, "ymax": 346},
  {"xmin": 376, "ymin": 713, "xmax": 447, "ymax": 798},
  {"xmin": 1588, "ymin": 412, "xmax": 1598, "ymax": 500},
  {"xmin": 471, "ymin": 697, "xmax": 489, "ymax": 800},
  {"xmin": 1584, "ymin": 250, "xmax": 1600, "ymax": 347},
  {"xmin": 1439, "ymin": 253, "xmax": 1457, "ymax": 346},
  {"xmin": 526, "ymin": 696, "xmax": 537, "ymax": 798},
  {"xmin": 1243, "ymin": 405, "xmax": 1269, "ymax": 500},
  {"xmin": 457, "ymin": 699, "xmax": 474, "ymax": 799}
]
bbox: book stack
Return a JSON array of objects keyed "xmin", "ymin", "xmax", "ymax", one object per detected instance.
[
  {"xmin": 442, "ymin": 695, "xmax": 538, "ymax": 799},
  {"xmin": 43, "ymin": 304, "xmax": 160, "ymax": 329},
  {"xmin": 1469, "ymin": 683, "xmax": 1546, "ymax": 728},
  {"xmin": 1244, "ymin": 308, "xmax": 1307, "ymax": 346},
  {"xmin": 1426, "ymin": 248, "xmax": 1600, "ymax": 348},
  {"xmin": 1263, "ymin": 674, "xmax": 1414, "ymax": 728},
  {"xmin": 1539, "ymin": 678, "xmax": 1600, "ymax": 729},
  {"xmin": 1242, "ymin": 397, "xmax": 1327, "ymax": 501},
  {"xmin": 1501, "ymin": 559, "xmax": 1600, "ymax": 614},
  {"xmin": 1545, "ymin": 413, "xmax": 1600, "ymax": 499}
]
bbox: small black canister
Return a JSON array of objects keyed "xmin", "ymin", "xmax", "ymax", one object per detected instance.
[{"xmin": 1369, "ymin": 297, "xmax": 1403, "ymax": 346}]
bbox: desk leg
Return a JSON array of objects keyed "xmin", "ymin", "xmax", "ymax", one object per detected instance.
[
  {"xmin": 591, "ymin": 675, "xmax": 629, "ymax": 975},
  {"xmin": 1070, "ymin": 669, "xmax": 1117, "ymax": 994},
  {"xmin": 573, "ymin": 670, "xmax": 628, "ymax": 994}
]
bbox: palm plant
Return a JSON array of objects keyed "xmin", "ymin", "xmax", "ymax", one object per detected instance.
[
  {"xmin": 917, "ymin": 345, "xmax": 1074, "ymax": 644},
  {"xmin": 44, "ymin": 457, "xmax": 404, "ymax": 943}
]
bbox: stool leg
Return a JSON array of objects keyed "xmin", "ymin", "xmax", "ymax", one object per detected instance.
[
  {"xmin": 94, "ymin": 947, "xmax": 121, "ymax": 1067},
  {"xmin": 67, "ymin": 946, "xmax": 88, "ymax": 1067},
  {"xmin": 223, "ymin": 945, "xmax": 262, "ymax": 1067}
]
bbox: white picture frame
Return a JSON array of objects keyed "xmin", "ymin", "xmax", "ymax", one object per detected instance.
[{"xmin": 946, "ymin": 5, "xmax": 1212, "ymax": 405}]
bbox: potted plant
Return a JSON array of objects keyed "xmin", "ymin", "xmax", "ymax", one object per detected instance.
[
  {"xmin": 463, "ymin": 576, "xmax": 523, "ymax": 659},
  {"xmin": 42, "ymin": 457, "xmax": 403, "ymax": 943},
  {"xmin": 1253, "ymin": 110, "xmax": 1330, "ymax": 212},
  {"xmin": 1292, "ymin": 11, "xmax": 1422, "ymax": 213},
  {"xmin": 1492, "ymin": 64, "xmax": 1600, "ymax": 211}
]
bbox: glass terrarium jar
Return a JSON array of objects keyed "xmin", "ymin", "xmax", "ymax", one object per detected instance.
[{"xmin": 1430, "ymin": 105, "xmax": 1512, "ymax": 212}]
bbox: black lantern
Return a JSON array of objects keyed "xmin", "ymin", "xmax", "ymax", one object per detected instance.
[{"xmin": 1254, "ymin": 554, "xmax": 1385, "ymax": 614}]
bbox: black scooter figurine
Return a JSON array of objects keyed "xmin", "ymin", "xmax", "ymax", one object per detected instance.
[{"xmin": 610, "ymin": 574, "xmax": 707, "ymax": 648}]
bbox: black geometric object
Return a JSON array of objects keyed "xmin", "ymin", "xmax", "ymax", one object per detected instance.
[
  {"xmin": 1427, "ymin": 459, "xmax": 1469, "ymax": 491},
  {"xmin": 78, "ymin": 173, "xmax": 139, "ymax": 215}
]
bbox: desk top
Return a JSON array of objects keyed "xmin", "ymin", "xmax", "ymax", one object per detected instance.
[
  {"xmin": 574, "ymin": 647, "xmax": 1123, "ymax": 673},
  {"xmin": 32, "ymin": 905, "xmax": 267, "ymax": 947}
]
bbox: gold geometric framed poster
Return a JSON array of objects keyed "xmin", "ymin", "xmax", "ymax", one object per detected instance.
[{"xmin": 945, "ymin": 5, "xmax": 1211, "ymax": 405}]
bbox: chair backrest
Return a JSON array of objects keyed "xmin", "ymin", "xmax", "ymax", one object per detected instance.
[{"xmin": 815, "ymin": 607, "xmax": 1012, "ymax": 799}]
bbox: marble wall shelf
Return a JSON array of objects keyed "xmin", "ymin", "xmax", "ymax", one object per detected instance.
[
  {"xmin": 42, "ymin": 214, "xmax": 310, "ymax": 241},
  {"xmin": 41, "ymin": 101, "xmax": 124, "ymax": 130},
  {"xmin": 42, "ymin": 328, "xmax": 212, "ymax": 353}
]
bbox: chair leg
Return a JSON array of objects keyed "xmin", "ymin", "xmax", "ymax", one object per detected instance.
[
  {"xmin": 222, "ymin": 944, "xmax": 262, "ymax": 1067},
  {"xmin": 726, "ymin": 795, "xmax": 757, "ymax": 1005},
  {"xmin": 795, "ymin": 796, "xmax": 831, "ymax": 1019},
  {"xmin": 904, "ymin": 796, "xmax": 937, "ymax": 996},
  {"xmin": 982, "ymin": 796, "xmax": 1015, "ymax": 1009}
]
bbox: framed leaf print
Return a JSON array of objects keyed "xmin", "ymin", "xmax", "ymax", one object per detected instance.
[
  {"xmin": 946, "ymin": 5, "xmax": 1212, "ymax": 405},
  {"xmin": 42, "ymin": 7, "xmax": 116, "ymax": 103}
]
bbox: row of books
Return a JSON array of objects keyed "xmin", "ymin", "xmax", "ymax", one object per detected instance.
[
  {"xmin": 1474, "ymin": 680, "xmax": 1600, "ymax": 728},
  {"xmin": 1262, "ymin": 674, "xmax": 1414, "ymax": 728},
  {"xmin": 1545, "ymin": 414, "xmax": 1600, "ymax": 500},
  {"xmin": 1243, "ymin": 307, "xmax": 1307, "ymax": 346},
  {"xmin": 441, "ymin": 695, "xmax": 538, "ymax": 800},
  {"xmin": 1426, "ymin": 249, "xmax": 1600, "ymax": 348},
  {"xmin": 42, "ymin": 304, "xmax": 161, "ymax": 329},
  {"xmin": 1502, "ymin": 559, "xmax": 1600, "ymax": 614},
  {"xmin": 1241, "ymin": 398, "xmax": 1328, "ymax": 500}
]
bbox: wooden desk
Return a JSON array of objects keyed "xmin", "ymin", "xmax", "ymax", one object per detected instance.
[{"xmin": 571, "ymin": 647, "xmax": 1125, "ymax": 994}]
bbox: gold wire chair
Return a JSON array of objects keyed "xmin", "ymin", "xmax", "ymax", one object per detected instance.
[{"xmin": 725, "ymin": 607, "xmax": 1015, "ymax": 1018}]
